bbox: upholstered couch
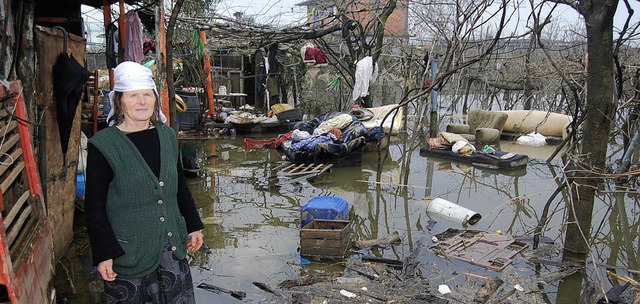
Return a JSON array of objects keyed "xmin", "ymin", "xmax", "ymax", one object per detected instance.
[{"xmin": 446, "ymin": 109, "xmax": 508, "ymax": 144}]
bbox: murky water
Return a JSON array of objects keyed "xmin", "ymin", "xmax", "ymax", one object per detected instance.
[{"xmin": 55, "ymin": 130, "xmax": 639, "ymax": 303}]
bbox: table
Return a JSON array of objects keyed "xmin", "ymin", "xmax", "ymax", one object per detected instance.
[{"xmin": 216, "ymin": 93, "xmax": 248, "ymax": 109}]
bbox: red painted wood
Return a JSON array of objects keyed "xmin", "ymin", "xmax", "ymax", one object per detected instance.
[{"xmin": 0, "ymin": 80, "xmax": 54, "ymax": 303}]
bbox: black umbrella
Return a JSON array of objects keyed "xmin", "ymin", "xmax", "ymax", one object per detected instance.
[{"xmin": 52, "ymin": 26, "xmax": 89, "ymax": 161}]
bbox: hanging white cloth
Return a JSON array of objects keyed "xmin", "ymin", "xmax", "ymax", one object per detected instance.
[
  {"xmin": 351, "ymin": 56, "xmax": 378, "ymax": 102},
  {"xmin": 106, "ymin": 61, "xmax": 167, "ymax": 125}
]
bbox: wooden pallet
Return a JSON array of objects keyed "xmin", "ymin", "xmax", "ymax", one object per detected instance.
[{"xmin": 271, "ymin": 162, "xmax": 333, "ymax": 186}]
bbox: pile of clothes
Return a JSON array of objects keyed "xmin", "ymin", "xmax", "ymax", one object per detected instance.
[{"xmin": 273, "ymin": 112, "xmax": 376, "ymax": 164}]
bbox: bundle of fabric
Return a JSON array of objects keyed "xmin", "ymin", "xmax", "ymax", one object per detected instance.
[
  {"xmin": 427, "ymin": 132, "xmax": 468, "ymax": 150},
  {"xmin": 276, "ymin": 112, "xmax": 370, "ymax": 164}
]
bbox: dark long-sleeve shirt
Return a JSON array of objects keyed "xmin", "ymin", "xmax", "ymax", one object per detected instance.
[{"xmin": 84, "ymin": 127, "xmax": 204, "ymax": 265}]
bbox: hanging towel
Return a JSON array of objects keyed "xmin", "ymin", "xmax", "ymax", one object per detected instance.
[
  {"xmin": 124, "ymin": 10, "xmax": 144, "ymax": 63},
  {"xmin": 352, "ymin": 56, "xmax": 378, "ymax": 102}
]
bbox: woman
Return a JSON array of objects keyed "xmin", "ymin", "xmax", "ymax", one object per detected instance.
[{"xmin": 85, "ymin": 61, "xmax": 204, "ymax": 303}]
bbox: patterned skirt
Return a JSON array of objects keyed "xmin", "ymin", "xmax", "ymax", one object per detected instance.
[{"xmin": 103, "ymin": 240, "xmax": 195, "ymax": 304}]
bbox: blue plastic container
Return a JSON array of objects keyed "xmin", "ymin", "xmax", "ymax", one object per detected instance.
[
  {"xmin": 76, "ymin": 173, "xmax": 85, "ymax": 199},
  {"xmin": 300, "ymin": 196, "xmax": 349, "ymax": 228}
]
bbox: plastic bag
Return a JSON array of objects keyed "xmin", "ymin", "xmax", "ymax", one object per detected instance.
[
  {"xmin": 452, "ymin": 141, "xmax": 476, "ymax": 156},
  {"xmin": 516, "ymin": 132, "xmax": 547, "ymax": 146}
]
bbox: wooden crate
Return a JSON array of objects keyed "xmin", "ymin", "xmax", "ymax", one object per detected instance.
[{"xmin": 300, "ymin": 220, "xmax": 351, "ymax": 258}]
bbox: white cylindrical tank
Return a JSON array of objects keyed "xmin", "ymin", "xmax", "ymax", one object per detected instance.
[{"xmin": 426, "ymin": 198, "xmax": 482, "ymax": 226}]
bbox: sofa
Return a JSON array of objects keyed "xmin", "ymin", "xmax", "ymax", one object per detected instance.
[{"xmin": 446, "ymin": 109, "xmax": 508, "ymax": 144}]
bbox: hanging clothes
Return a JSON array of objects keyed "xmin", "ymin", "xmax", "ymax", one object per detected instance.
[
  {"xmin": 124, "ymin": 10, "xmax": 144, "ymax": 63},
  {"xmin": 304, "ymin": 47, "xmax": 327, "ymax": 64},
  {"xmin": 143, "ymin": 37, "xmax": 156, "ymax": 55},
  {"xmin": 105, "ymin": 23, "xmax": 118, "ymax": 69},
  {"xmin": 351, "ymin": 56, "xmax": 378, "ymax": 102}
]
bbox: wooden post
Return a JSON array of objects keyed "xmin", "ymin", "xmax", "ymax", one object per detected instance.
[
  {"xmin": 155, "ymin": 2, "xmax": 170, "ymax": 123},
  {"xmin": 102, "ymin": 0, "xmax": 113, "ymax": 89},
  {"xmin": 117, "ymin": 0, "xmax": 126, "ymax": 63},
  {"xmin": 200, "ymin": 31, "xmax": 215, "ymax": 117}
]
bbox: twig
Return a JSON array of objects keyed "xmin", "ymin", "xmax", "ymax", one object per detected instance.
[
  {"xmin": 607, "ymin": 270, "xmax": 640, "ymax": 288},
  {"xmin": 486, "ymin": 288, "xmax": 516, "ymax": 304},
  {"xmin": 60, "ymin": 262, "xmax": 75, "ymax": 293}
]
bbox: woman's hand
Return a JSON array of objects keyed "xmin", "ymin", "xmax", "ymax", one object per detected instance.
[
  {"xmin": 188, "ymin": 230, "xmax": 204, "ymax": 251},
  {"xmin": 98, "ymin": 259, "xmax": 118, "ymax": 281}
]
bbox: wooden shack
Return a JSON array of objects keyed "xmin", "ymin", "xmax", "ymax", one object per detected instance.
[{"xmin": 0, "ymin": 0, "xmax": 154, "ymax": 302}]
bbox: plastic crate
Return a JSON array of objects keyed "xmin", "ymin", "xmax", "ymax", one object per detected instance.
[
  {"xmin": 244, "ymin": 138, "xmax": 275, "ymax": 149},
  {"xmin": 301, "ymin": 196, "xmax": 349, "ymax": 228}
]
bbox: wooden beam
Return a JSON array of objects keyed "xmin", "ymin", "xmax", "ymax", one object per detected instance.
[
  {"xmin": 118, "ymin": 0, "xmax": 127, "ymax": 63},
  {"xmin": 102, "ymin": 0, "xmax": 114, "ymax": 89},
  {"xmin": 156, "ymin": 2, "xmax": 169, "ymax": 123},
  {"xmin": 200, "ymin": 31, "xmax": 215, "ymax": 117}
]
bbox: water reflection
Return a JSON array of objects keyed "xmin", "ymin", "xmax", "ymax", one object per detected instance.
[{"xmin": 177, "ymin": 134, "xmax": 638, "ymax": 303}]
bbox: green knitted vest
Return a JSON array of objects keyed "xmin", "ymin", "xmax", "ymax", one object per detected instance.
[{"xmin": 89, "ymin": 123, "xmax": 188, "ymax": 278}]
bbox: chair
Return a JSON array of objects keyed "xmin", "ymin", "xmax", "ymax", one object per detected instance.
[
  {"xmin": 446, "ymin": 109, "xmax": 508, "ymax": 144},
  {"xmin": 81, "ymin": 70, "xmax": 100, "ymax": 135}
]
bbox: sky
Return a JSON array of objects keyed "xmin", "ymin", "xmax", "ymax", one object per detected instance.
[
  {"xmin": 215, "ymin": 0, "xmax": 307, "ymax": 26},
  {"xmin": 82, "ymin": 0, "xmax": 640, "ymax": 50}
]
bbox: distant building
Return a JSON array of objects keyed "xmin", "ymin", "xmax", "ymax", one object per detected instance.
[{"xmin": 295, "ymin": 0, "xmax": 409, "ymax": 37}]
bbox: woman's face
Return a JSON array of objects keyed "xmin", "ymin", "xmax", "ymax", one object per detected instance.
[{"xmin": 120, "ymin": 89, "xmax": 156, "ymax": 123}]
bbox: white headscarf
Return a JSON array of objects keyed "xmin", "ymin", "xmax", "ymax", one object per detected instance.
[{"xmin": 106, "ymin": 61, "xmax": 167, "ymax": 126}]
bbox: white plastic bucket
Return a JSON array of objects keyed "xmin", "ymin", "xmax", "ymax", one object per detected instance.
[{"xmin": 426, "ymin": 198, "xmax": 481, "ymax": 226}]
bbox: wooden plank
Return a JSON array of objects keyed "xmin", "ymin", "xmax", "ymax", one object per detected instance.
[
  {"xmin": 5, "ymin": 204, "xmax": 33, "ymax": 247},
  {"xmin": 285, "ymin": 164, "xmax": 328, "ymax": 177},
  {"xmin": 300, "ymin": 246, "xmax": 347, "ymax": 257},
  {"xmin": 286, "ymin": 170, "xmax": 321, "ymax": 177},
  {"xmin": 287, "ymin": 163, "xmax": 306, "ymax": 174},
  {"xmin": 304, "ymin": 164, "xmax": 316, "ymax": 172},
  {"xmin": 279, "ymin": 163, "xmax": 297, "ymax": 172},
  {"xmin": 300, "ymin": 229, "xmax": 344, "ymax": 240},
  {"xmin": 318, "ymin": 164, "xmax": 333, "ymax": 174},
  {"xmin": 0, "ymin": 120, "xmax": 18, "ymax": 135},
  {"xmin": 0, "ymin": 148, "xmax": 23, "ymax": 176},
  {"xmin": 300, "ymin": 238, "xmax": 348, "ymax": 248},
  {"xmin": 300, "ymin": 221, "xmax": 350, "ymax": 240},
  {"xmin": 307, "ymin": 219, "xmax": 350, "ymax": 230},
  {"xmin": 3, "ymin": 190, "xmax": 30, "ymax": 230},
  {"xmin": 276, "ymin": 172, "xmax": 319, "ymax": 186},
  {"xmin": 271, "ymin": 162, "xmax": 291, "ymax": 171},
  {"xmin": 8, "ymin": 214, "xmax": 36, "ymax": 264},
  {"xmin": 36, "ymin": 26, "xmax": 84, "ymax": 262},
  {"xmin": 1, "ymin": 161, "xmax": 25, "ymax": 193},
  {"xmin": 0, "ymin": 132, "xmax": 21, "ymax": 156}
]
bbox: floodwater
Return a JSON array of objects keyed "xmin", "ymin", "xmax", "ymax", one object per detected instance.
[{"xmin": 54, "ymin": 129, "xmax": 639, "ymax": 303}]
